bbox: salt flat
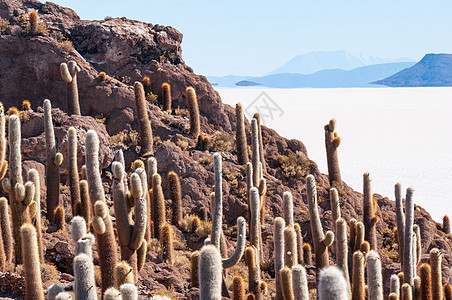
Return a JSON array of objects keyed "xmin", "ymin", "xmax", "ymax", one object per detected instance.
[{"xmin": 217, "ymin": 87, "xmax": 452, "ymax": 223}]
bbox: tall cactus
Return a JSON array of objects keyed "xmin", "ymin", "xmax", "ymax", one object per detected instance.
[
  {"xmin": 80, "ymin": 180, "xmax": 92, "ymax": 230},
  {"xmin": 419, "ymin": 263, "xmax": 432, "ymax": 300},
  {"xmin": 283, "ymin": 191, "xmax": 294, "ymax": 227},
  {"xmin": 403, "ymin": 187, "xmax": 414, "ymax": 287},
  {"xmin": 430, "ymin": 248, "xmax": 442, "ymax": 300},
  {"xmin": 0, "ymin": 198, "xmax": 12, "ymax": 264},
  {"xmin": 292, "ymin": 265, "xmax": 309, "ymax": 300},
  {"xmin": 249, "ymin": 187, "xmax": 261, "ymax": 263},
  {"xmin": 352, "ymin": 251, "xmax": 365, "ymax": 300},
  {"xmin": 211, "ymin": 153, "xmax": 223, "ymax": 249},
  {"xmin": 284, "ymin": 225, "xmax": 297, "ymax": 268},
  {"xmin": 318, "ymin": 266, "xmax": 349, "ymax": 300},
  {"xmin": 161, "ymin": 82, "xmax": 172, "ymax": 111},
  {"xmin": 85, "ymin": 130, "xmax": 118, "ymax": 293},
  {"xmin": 251, "ymin": 119, "xmax": 260, "ymax": 187},
  {"xmin": 413, "ymin": 224, "xmax": 422, "ymax": 265},
  {"xmin": 294, "ymin": 223, "xmax": 304, "ymax": 265},
  {"xmin": 395, "ymin": 183, "xmax": 405, "ymax": 269},
  {"xmin": 28, "ymin": 169, "xmax": 44, "ymax": 262},
  {"xmin": 134, "ymin": 82, "xmax": 154, "ymax": 156},
  {"xmin": 222, "ymin": 217, "xmax": 246, "ymax": 268},
  {"xmin": 366, "ymin": 250, "xmax": 383, "ymax": 300},
  {"xmin": 186, "ymin": 87, "xmax": 201, "ymax": 138},
  {"xmin": 280, "ymin": 266, "xmax": 294, "ymax": 300},
  {"xmin": 74, "ymin": 253, "xmax": 97, "ymax": 300},
  {"xmin": 161, "ymin": 222, "xmax": 174, "ymax": 265},
  {"xmin": 0, "ymin": 103, "xmax": 8, "ymax": 181},
  {"xmin": 232, "ymin": 275, "xmax": 245, "ymax": 300},
  {"xmin": 363, "ymin": 172, "xmax": 378, "ymax": 250},
  {"xmin": 68, "ymin": 127, "xmax": 81, "ymax": 215},
  {"xmin": 60, "ymin": 61, "xmax": 81, "ymax": 115},
  {"xmin": 306, "ymin": 174, "xmax": 334, "ymax": 276},
  {"xmin": 336, "ymin": 218, "xmax": 349, "ymax": 286},
  {"xmin": 330, "ymin": 188, "xmax": 340, "ymax": 232},
  {"xmin": 252, "ymin": 113, "xmax": 266, "ymax": 174},
  {"xmin": 168, "ymin": 171, "xmax": 182, "ymax": 226},
  {"xmin": 274, "ymin": 217, "xmax": 285, "ymax": 300},
  {"xmin": 245, "ymin": 246, "xmax": 261, "ymax": 300},
  {"xmin": 324, "ymin": 118, "xmax": 342, "ymax": 189},
  {"xmin": 152, "ymin": 173, "xmax": 166, "ymax": 240},
  {"xmin": 43, "ymin": 99, "xmax": 63, "ymax": 223},
  {"xmin": 235, "ymin": 103, "xmax": 248, "ymax": 165},
  {"xmin": 190, "ymin": 251, "xmax": 200, "ymax": 288},
  {"xmin": 21, "ymin": 223, "xmax": 44, "ymax": 300},
  {"xmin": 199, "ymin": 244, "xmax": 222, "ymax": 300}
]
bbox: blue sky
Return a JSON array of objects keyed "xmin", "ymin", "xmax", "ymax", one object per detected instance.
[{"xmin": 47, "ymin": 0, "xmax": 452, "ymax": 76}]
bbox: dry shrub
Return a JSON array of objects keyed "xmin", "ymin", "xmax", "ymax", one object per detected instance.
[
  {"xmin": 212, "ymin": 132, "xmax": 234, "ymax": 153},
  {"xmin": 57, "ymin": 40, "xmax": 74, "ymax": 55},
  {"xmin": 272, "ymin": 151, "xmax": 311, "ymax": 182},
  {"xmin": 110, "ymin": 130, "xmax": 139, "ymax": 150}
]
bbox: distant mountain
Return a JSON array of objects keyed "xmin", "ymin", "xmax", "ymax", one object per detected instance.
[
  {"xmin": 373, "ymin": 53, "xmax": 452, "ymax": 87},
  {"xmin": 208, "ymin": 62, "xmax": 415, "ymax": 88},
  {"xmin": 268, "ymin": 51, "xmax": 414, "ymax": 75}
]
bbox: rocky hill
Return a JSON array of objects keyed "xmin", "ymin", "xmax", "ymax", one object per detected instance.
[
  {"xmin": 0, "ymin": 0, "xmax": 451, "ymax": 299},
  {"xmin": 373, "ymin": 53, "xmax": 452, "ymax": 87}
]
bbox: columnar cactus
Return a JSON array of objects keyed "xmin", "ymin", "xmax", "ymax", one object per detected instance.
[
  {"xmin": 366, "ymin": 250, "xmax": 383, "ymax": 300},
  {"xmin": 28, "ymin": 10, "xmax": 40, "ymax": 35},
  {"xmin": 292, "ymin": 265, "xmax": 309, "ymax": 300},
  {"xmin": 0, "ymin": 103, "xmax": 7, "ymax": 181},
  {"xmin": 235, "ymin": 103, "xmax": 248, "ymax": 165},
  {"xmin": 146, "ymin": 157, "xmax": 158, "ymax": 186},
  {"xmin": 199, "ymin": 244, "xmax": 222, "ymax": 300},
  {"xmin": 330, "ymin": 188, "xmax": 340, "ymax": 232},
  {"xmin": 211, "ymin": 153, "xmax": 223, "ymax": 248},
  {"xmin": 85, "ymin": 130, "xmax": 118, "ymax": 293},
  {"xmin": 318, "ymin": 266, "xmax": 349, "ymax": 300},
  {"xmin": 284, "ymin": 225, "xmax": 297, "ymax": 268},
  {"xmin": 443, "ymin": 215, "xmax": 450, "ymax": 234},
  {"xmin": 274, "ymin": 217, "xmax": 285, "ymax": 300},
  {"xmin": 324, "ymin": 118, "xmax": 342, "ymax": 189},
  {"xmin": 135, "ymin": 167, "xmax": 151, "ymax": 244},
  {"xmin": 161, "ymin": 222, "xmax": 174, "ymax": 265},
  {"xmin": 168, "ymin": 171, "xmax": 182, "ymax": 226},
  {"xmin": 74, "ymin": 253, "xmax": 97, "ymax": 300},
  {"xmin": 27, "ymin": 169, "xmax": 44, "ymax": 262},
  {"xmin": 306, "ymin": 174, "xmax": 334, "ymax": 275},
  {"xmin": 60, "ymin": 61, "xmax": 81, "ymax": 115},
  {"xmin": 232, "ymin": 275, "xmax": 245, "ymax": 300},
  {"xmin": 249, "ymin": 187, "xmax": 261, "ymax": 261},
  {"xmin": 44, "ymin": 99, "xmax": 63, "ymax": 223},
  {"xmin": 252, "ymin": 113, "xmax": 266, "ymax": 174},
  {"xmin": 245, "ymin": 246, "xmax": 261, "ymax": 299},
  {"xmin": 349, "ymin": 218, "xmax": 358, "ymax": 250},
  {"xmin": 363, "ymin": 172, "xmax": 378, "ymax": 250},
  {"xmin": 336, "ymin": 218, "xmax": 349, "ymax": 285},
  {"xmin": 68, "ymin": 127, "xmax": 81, "ymax": 214},
  {"xmin": 186, "ymin": 87, "xmax": 201, "ymax": 138},
  {"xmin": 430, "ymin": 248, "xmax": 442, "ymax": 300},
  {"xmin": 54, "ymin": 205, "xmax": 65, "ymax": 231},
  {"xmin": 104, "ymin": 288, "xmax": 121, "ymax": 300},
  {"xmin": 419, "ymin": 263, "xmax": 432, "ymax": 300},
  {"xmin": 47, "ymin": 284, "xmax": 64, "ymax": 300},
  {"xmin": 403, "ymin": 187, "xmax": 414, "ymax": 287},
  {"xmin": 0, "ymin": 198, "xmax": 12, "ymax": 264},
  {"xmin": 21, "ymin": 223, "xmax": 44, "ymax": 300},
  {"xmin": 152, "ymin": 173, "xmax": 166, "ymax": 240},
  {"xmin": 353, "ymin": 221, "xmax": 365, "ymax": 252},
  {"xmin": 413, "ymin": 225, "xmax": 422, "ymax": 265},
  {"xmin": 190, "ymin": 251, "xmax": 200, "ymax": 288},
  {"xmin": 389, "ymin": 293, "xmax": 399, "ymax": 300},
  {"xmin": 134, "ymin": 82, "xmax": 154, "ymax": 156},
  {"xmin": 445, "ymin": 283, "xmax": 452, "ymax": 300},
  {"xmin": 414, "ymin": 276, "xmax": 420, "ymax": 300},
  {"xmin": 161, "ymin": 82, "xmax": 172, "ymax": 111},
  {"xmin": 251, "ymin": 119, "xmax": 260, "ymax": 187},
  {"xmin": 352, "ymin": 251, "xmax": 365, "ymax": 300},
  {"xmin": 401, "ymin": 284, "xmax": 412, "ymax": 300},
  {"xmin": 395, "ymin": 183, "xmax": 405, "ymax": 269},
  {"xmin": 3, "ymin": 114, "xmax": 36, "ymax": 265},
  {"xmin": 390, "ymin": 274, "xmax": 400, "ymax": 296},
  {"xmin": 280, "ymin": 266, "xmax": 294, "ymax": 300},
  {"xmin": 79, "ymin": 180, "xmax": 91, "ymax": 229},
  {"xmin": 294, "ymin": 223, "xmax": 304, "ymax": 265},
  {"xmin": 115, "ymin": 261, "xmax": 134, "ymax": 288},
  {"xmin": 283, "ymin": 191, "xmax": 294, "ymax": 227},
  {"xmin": 222, "ymin": 216, "xmax": 246, "ymax": 268},
  {"xmin": 120, "ymin": 283, "xmax": 138, "ymax": 300},
  {"xmin": 303, "ymin": 243, "xmax": 312, "ymax": 265}
]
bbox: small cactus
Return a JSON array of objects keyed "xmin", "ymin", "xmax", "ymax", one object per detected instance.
[
  {"xmin": 21, "ymin": 223, "xmax": 44, "ymax": 300},
  {"xmin": 419, "ymin": 263, "xmax": 432, "ymax": 300},
  {"xmin": 54, "ymin": 205, "xmax": 65, "ymax": 231},
  {"xmin": 232, "ymin": 275, "xmax": 245, "ymax": 300},
  {"xmin": 318, "ymin": 266, "xmax": 349, "ymax": 300},
  {"xmin": 354, "ymin": 221, "xmax": 365, "ymax": 252},
  {"xmin": 245, "ymin": 246, "xmax": 261, "ymax": 299},
  {"xmin": 302, "ymin": 243, "xmax": 312, "ymax": 266},
  {"xmin": 60, "ymin": 61, "xmax": 81, "ymax": 115},
  {"xmin": 444, "ymin": 283, "xmax": 452, "ymax": 300},
  {"xmin": 390, "ymin": 274, "xmax": 400, "ymax": 296},
  {"xmin": 161, "ymin": 82, "xmax": 172, "ymax": 111},
  {"xmin": 115, "ymin": 261, "xmax": 134, "ymax": 288},
  {"xmin": 324, "ymin": 118, "xmax": 342, "ymax": 189},
  {"xmin": 401, "ymin": 283, "xmax": 412, "ymax": 300},
  {"xmin": 186, "ymin": 87, "xmax": 200, "ymax": 138},
  {"xmin": 190, "ymin": 251, "xmax": 200, "ymax": 288},
  {"xmin": 235, "ymin": 103, "xmax": 248, "ymax": 165},
  {"xmin": 443, "ymin": 215, "xmax": 450, "ymax": 234},
  {"xmin": 168, "ymin": 171, "xmax": 182, "ymax": 226},
  {"xmin": 134, "ymin": 82, "xmax": 154, "ymax": 156},
  {"xmin": 28, "ymin": 9, "xmax": 39, "ymax": 36},
  {"xmin": 120, "ymin": 283, "xmax": 138, "ymax": 300},
  {"xmin": 199, "ymin": 245, "xmax": 222, "ymax": 300},
  {"xmin": 294, "ymin": 223, "xmax": 304, "ymax": 265},
  {"xmin": 161, "ymin": 223, "xmax": 174, "ymax": 264}
]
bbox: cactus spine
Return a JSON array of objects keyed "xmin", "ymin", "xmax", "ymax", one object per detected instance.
[
  {"xmin": 168, "ymin": 171, "xmax": 182, "ymax": 226},
  {"xmin": 232, "ymin": 275, "xmax": 245, "ymax": 300},
  {"xmin": 235, "ymin": 103, "xmax": 248, "ymax": 165},
  {"xmin": 292, "ymin": 265, "xmax": 309, "ymax": 300},
  {"xmin": 352, "ymin": 251, "xmax": 365, "ymax": 300},
  {"xmin": 330, "ymin": 188, "xmax": 340, "ymax": 232},
  {"xmin": 21, "ymin": 223, "xmax": 44, "ymax": 300},
  {"xmin": 284, "ymin": 225, "xmax": 297, "ymax": 268},
  {"xmin": 430, "ymin": 248, "xmax": 442, "ymax": 300},
  {"xmin": 306, "ymin": 174, "xmax": 334, "ymax": 276},
  {"xmin": 85, "ymin": 130, "xmax": 118, "ymax": 293},
  {"xmin": 252, "ymin": 113, "xmax": 266, "ymax": 174},
  {"xmin": 161, "ymin": 82, "xmax": 172, "ymax": 111},
  {"xmin": 44, "ymin": 99, "xmax": 63, "ymax": 223},
  {"xmin": 74, "ymin": 253, "xmax": 97, "ymax": 300},
  {"xmin": 60, "ymin": 61, "xmax": 81, "ymax": 115},
  {"xmin": 0, "ymin": 198, "xmax": 12, "ymax": 264},
  {"xmin": 363, "ymin": 172, "xmax": 378, "ymax": 250},
  {"xmin": 419, "ymin": 263, "xmax": 432, "ymax": 300},
  {"xmin": 199, "ymin": 244, "xmax": 222, "ymax": 300},
  {"xmin": 68, "ymin": 127, "xmax": 81, "ymax": 215},
  {"xmin": 324, "ymin": 118, "xmax": 342, "ymax": 189},
  {"xmin": 134, "ymin": 82, "xmax": 154, "ymax": 156},
  {"xmin": 366, "ymin": 250, "xmax": 383, "ymax": 300},
  {"xmin": 403, "ymin": 187, "xmax": 414, "ymax": 287},
  {"xmin": 395, "ymin": 183, "xmax": 405, "ymax": 269},
  {"xmin": 186, "ymin": 87, "xmax": 201, "ymax": 138},
  {"xmin": 274, "ymin": 217, "xmax": 285, "ymax": 300},
  {"xmin": 318, "ymin": 266, "xmax": 349, "ymax": 300},
  {"xmin": 336, "ymin": 218, "xmax": 349, "ymax": 286}
]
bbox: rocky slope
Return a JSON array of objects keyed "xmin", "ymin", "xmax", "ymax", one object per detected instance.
[{"xmin": 0, "ymin": 0, "xmax": 451, "ymax": 299}]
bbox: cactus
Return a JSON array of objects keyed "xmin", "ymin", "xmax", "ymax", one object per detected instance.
[
  {"xmin": 211, "ymin": 153, "xmax": 223, "ymax": 248},
  {"xmin": 47, "ymin": 284, "xmax": 64, "ymax": 300},
  {"xmin": 161, "ymin": 223, "xmax": 174, "ymax": 264},
  {"xmin": 335, "ymin": 218, "xmax": 349, "ymax": 286},
  {"xmin": 401, "ymin": 284, "xmax": 412, "ymax": 300},
  {"xmin": 419, "ymin": 263, "xmax": 432, "ymax": 300},
  {"xmin": 280, "ymin": 266, "xmax": 294, "ymax": 300},
  {"xmin": 199, "ymin": 244, "xmax": 222, "ymax": 300},
  {"xmin": 235, "ymin": 103, "xmax": 248, "ymax": 165},
  {"xmin": 324, "ymin": 118, "xmax": 342, "ymax": 189},
  {"xmin": 27, "ymin": 169, "xmax": 44, "ymax": 262},
  {"xmin": 352, "ymin": 251, "xmax": 365, "ymax": 300},
  {"xmin": 190, "ymin": 251, "xmax": 200, "ymax": 288},
  {"xmin": 354, "ymin": 221, "xmax": 365, "ymax": 252},
  {"xmin": 68, "ymin": 127, "xmax": 81, "ymax": 214},
  {"xmin": 249, "ymin": 187, "xmax": 261, "ymax": 262},
  {"xmin": 430, "ymin": 248, "xmax": 442, "ymax": 300},
  {"xmin": 306, "ymin": 174, "xmax": 334, "ymax": 276},
  {"xmin": 146, "ymin": 157, "xmax": 158, "ymax": 185},
  {"xmin": 85, "ymin": 130, "xmax": 118, "ymax": 293},
  {"xmin": 252, "ymin": 113, "xmax": 266, "ymax": 174},
  {"xmin": 134, "ymin": 82, "xmax": 154, "ymax": 156},
  {"xmin": 318, "ymin": 266, "xmax": 349, "ymax": 300},
  {"xmin": 330, "ymin": 188, "xmax": 340, "ymax": 232},
  {"xmin": 390, "ymin": 274, "xmax": 400, "ymax": 296},
  {"xmin": 366, "ymin": 250, "xmax": 383, "ymax": 300},
  {"xmin": 115, "ymin": 261, "xmax": 134, "ymax": 288},
  {"xmin": 222, "ymin": 217, "xmax": 246, "ymax": 268},
  {"xmin": 54, "ymin": 205, "xmax": 65, "ymax": 231},
  {"xmin": 395, "ymin": 183, "xmax": 405, "ymax": 269},
  {"xmin": 161, "ymin": 82, "xmax": 172, "ymax": 111},
  {"xmin": 134, "ymin": 167, "xmax": 151, "ymax": 244},
  {"xmin": 0, "ymin": 198, "xmax": 12, "ymax": 264},
  {"xmin": 60, "ymin": 61, "xmax": 81, "ymax": 115},
  {"xmin": 302, "ymin": 243, "xmax": 312, "ymax": 265},
  {"xmin": 21, "ymin": 224, "xmax": 44, "ymax": 300},
  {"xmin": 445, "ymin": 283, "xmax": 452, "ymax": 300},
  {"xmin": 232, "ymin": 275, "xmax": 245, "ymax": 300},
  {"xmin": 294, "ymin": 223, "xmax": 304, "ymax": 265},
  {"xmin": 120, "ymin": 283, "xmax": 138, "ymax": 300},
  {"xmin": 363, "ymin": 172, "xmax": 378, "ymax": 250},
  {"xmin": 74, "ymin": 253, "xmax": 97, "ymax": 300},
  {"xmin": 245, "ymin": 246, "xmax": 261, "ymax": 299},
  {"xmin": 413, "ymin": 224, "xmax": 421, "ymax": 265},
  {"xmin": 152, "ymin": 173, "xmax": 166, "ymax": 240},
  {"xmin": 168, "ymin": 171, "xmax": 182, "ymax": 226},
  {"xmin": 284, "ymin": 225, "xmax": 297, "ymax": 268},
  {"xmin": 349, "ymin": 218, "xmax": 358, "ymax": 251},
  {"xmin": 389, "ymin": 293, "xmax": 399, "ymax": 300},
  {"xmin": 104, "ymin": 287, "xmax": 121, "ymax": 300},
  {"xmin": 292, "ymin": 265, "xmax": 309, "ymax": 300},
  {"xmin": 403, "ymin": 187, "xmax": 414, "ymax": 287},
  {"xmin": 80, "ymin": 180, "xmax": 92, "ymax": 229},
  {"xmin": 251, "ymin": 119, "xmax": 260, "ymax": 187},
  {"xmin": 283, "ymin": 191, "xmax": 294, "ymax": 227},
  {"xmin": 413, "ymin": 276, "xmax": 420, "ymax": 300},
  {"xmin": 186, "ymin": 87, "xmax": 201, "ymax": 138},
  {"xmin": 360, "ymin": 241, "xmax": 370, "ymax": 253},
  {"xmin": 28, "ymin": 9, "xmax": 39, "ymax": 36},
  {"xmin": 274, "ymin": 217, "xmax": 285, "ymax": 300},
  {"xmin": 55, "ymin": 292, "xmax": 72, "ymax": 300},
  {"xmin": 0, "ymin": 103, "xmax": 7, "ymax": 181}
]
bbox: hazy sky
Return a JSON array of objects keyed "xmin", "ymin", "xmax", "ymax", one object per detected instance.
[{"xmin": 47, "ymin": 0, "xmax": 452, "ymax": 76}]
